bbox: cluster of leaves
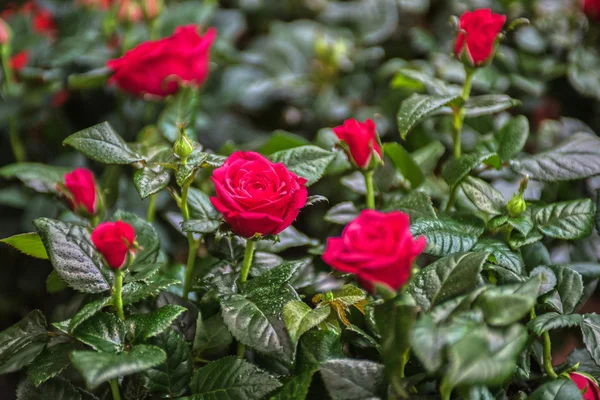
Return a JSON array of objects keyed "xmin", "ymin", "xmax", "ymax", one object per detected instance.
[{"xmin": 1, "ymin": 0, "xmax": 600, "ymax": 399}]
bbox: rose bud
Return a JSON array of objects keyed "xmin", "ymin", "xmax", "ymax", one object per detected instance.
[
  {"xmin": 322, "ymin": 210, "xmax": 425, "ymax": 292},
  {"xmin": 91, "ymin": 221, "xmax": 136, "ymax": 269},
  {"xmin": 9, "ymin": 50, "xmax": 28, "ymax": 71},
  {"xmin": 332, "ymin": 118, "xmax": 383, "ymax": 170},
  {"xmin": 454, "ymin": 9, "xmax": 506, "ymax": 67},
  {"xmin": 0, "ymin": 18, "xmax": 10, "ymax": 45},
  {"xmin": 584, "ymin": 0, "xmax": 600, "ymax": 21},
  {"xmin": 59, "ymin": 168, "xmax": 99, "ymax": 215},
  {"xmin": 106, "ymin": 25, "xmax": 216, "ymax": 97},
  {"xmin": 570, "ymin": 372, "xmax": 600, "ymax": 400},
  {"xmin": 210, "ymin": 151, "xmax": 308, "ymax": 238},
  {"xmin": 142, "ymin": 0, "xmax": 162, "ymax": 20},
  {"xmin": 117, "ymin": 0, "xmax": 143, "ymax": 23}
]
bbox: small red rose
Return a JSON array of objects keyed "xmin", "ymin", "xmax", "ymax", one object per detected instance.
[
  {"xmin": 454, "ymin": 8, "xmax": 506, "ymax": 66},
  {"xmin": 322, "ymin": 210, "xmax": 425, "ymax": 292},
  {"xmin": 9, "ymin": 51, "xmax": 28, "ymax": 71},
  {"xmin": 106, "ymin": 25, "xmax": 216, "ymax": 97},
  {"xmin": 570, "ymin": 372, "xmax": 600, "ymax": 400},
  {"xmin": 91, "ymin": 221, "xmax": 136, "ymax": 269},
  {"xmin": 60, "ymin": 168, "xmax": 98, "ymax": 215},
  {"xmin": 584, "ymin": 0, "xmax": 600, "ymax": 21},
  {"xmin": 210, "ymin": 151, "xmax": 308, "ymax": 238},
  {"xmin": 332, "ymin": 118, "xmax": 382, "ymax": 169}
]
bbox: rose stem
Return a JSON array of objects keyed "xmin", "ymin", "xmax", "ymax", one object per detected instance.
[
  {"xmin": 146, "ymin": 194, "xmax": 157, "ymax": 222},
  {"xmin": 109, "ymin": 379, "xmax": 121, "ymax": 400},
  {"xmin": 113, "ymin": 269, "xmax": 125, "ymax": 321},
  {"xmin": 530, "ymin": 308, "xmax": 558, "ymax": 379},
  {"xmin": 363, "ymin": 170, "xmax": 375, "ymax": 209},
  {"xmin": 236, "ymin": 239, "xmax": 256, "ymax": 358},
  {"xmin": 181, "ymin": 176, "xmax": 199, "ymax": 299}
]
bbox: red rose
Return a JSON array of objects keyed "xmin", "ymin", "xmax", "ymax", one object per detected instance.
[
  {"xmin": 322, "ymin": 210, "xmax": 425, "ymax": 291},
  {"xmin": 60, "ymin": 168, "xmax": 98, "ymax": 215},
  {"xmin": 32, "ymin": 8, "xmax": 56, "ymax": 39},
  {"xmin": 91, "ymin": 221, "xmax": 136, "ymax": 269},
  {"xmin": 584, "ymin": 0, "xmax": 600, "ymax": 21},
  {"xmin": 332, "ymin": 119, "xmax": 382, "ymax": 169},
  {"xmin": 210, "ymin": 151, "xmax": 308, "ymax": 238},
  {"xmin": 9, "ymin": 51, "xmax": 28, "ymax": 71},
  {"xmin": 454, "ymin": 9, "xmax": 506, "ymax": 66},
  {"xmin": 106, "ymin": 25, "xmax": 216, "ymax": 97},
  {"xmin": 570, "ymin": 373, "xmax": 600, "ymax": 400}
]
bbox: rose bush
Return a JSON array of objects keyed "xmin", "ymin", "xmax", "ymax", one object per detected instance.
[{"xmin": 0, "ymin": 1, "xmax": 600, "ymax": 400}]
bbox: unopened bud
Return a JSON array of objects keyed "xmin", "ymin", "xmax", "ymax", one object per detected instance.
[
  {"xmin": 0, "ymin": 18, "xmax": 11, "ymax": 45},
  {"xmin": 142, "ymin": 0, "xmax": 162, "ymax": 20},
  {"xmin": 507, "ymin": 194, "xmax": 526, "ymax": 217},
  {"xmin": 117, "ymin": 0, "xmax": 143, "ymax": 24},
  {"xmin": 174, "ymin": 129, "xmax": 194, "ymax": 161}
]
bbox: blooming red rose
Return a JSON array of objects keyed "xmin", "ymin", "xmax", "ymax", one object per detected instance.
[
  {"xmin": 210, "ymin": 151, "xmax": 308, "ymax": 238},
  {"xmin": 32, "ymin": 8, "xmax": 56, "ymax": 39},
  {"xmin": 9, "ymin": 51, "xmax": 28, "ymax": 71},
  {"xmin": 454, "ymin": 9, "xmax": 506, "ymax": 66},
  {"xmin": 322, "ymin": 210, "xmax": 425, "ymax": 291},
  {"xmin": 570, "ymin": 373, "xmax": 600, "ymax": 400},
  {"xmin": 60, "ymin": 168, "xmax": 98, "ymax": 215},
  {"xmin": 106, "ymin": 25, "xmax": 216, "ymax": 97},
  {"xmin": 584, "ymin": 0, "xmax": 600, "ymax": 21},
  {"xmin": 91, "ymin": 221, "xmax": 136, "ymax": 269},
  {"xmin": 332, "ymin": 119, "xmax": 382, "ymax": 169}
]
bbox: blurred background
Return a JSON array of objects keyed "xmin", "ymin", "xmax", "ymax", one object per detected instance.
[{"xmin": 1, "ymin": 0, "xmax": 599, "ymax": 397}]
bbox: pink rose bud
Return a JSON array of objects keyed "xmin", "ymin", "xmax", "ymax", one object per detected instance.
[
  {"xmin": 117, "ymin": 0, "xmax": 143, "ymax": 23},
  {"xmin": 332, "ymin": 118, "xmax": 382, "ymax": 170},
  {"xmin": 91, "ymin": 221, "xmax": 136, "ymax": 269},
  {"xmin": 0, "ymin": 18, "xmax": 10, "ymax": 45},
  {"xmin": 454, "ymin": 8, "xmax": 506, "ymax": 66},
  {"xmin": 106, "ymin": 25, "xmax": 216, "ymax": 97},
  {"xmin": 570, "ymin": 372, "xmax": 600, "ymax": 400},
  {"xmin": 142, "ymin": 0, "xmax": 161, "ymax": 20},
  {"xmin": 322, "ymin": 210, "xmax": 426, "ymax": 292},
  {"xmin": 60, "ymin": 168, "xmax": 98, "ymax": 215},
  {"xmin": 210, "ymin": 151, "xmax": 308, "ymax": 238}
]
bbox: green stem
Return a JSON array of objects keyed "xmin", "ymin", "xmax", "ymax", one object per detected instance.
[
  {"xmin": 440, "ymin": 379, "xmax": 452, "ymax": 400},
  {"xmin": 399, "ymin": 348, "xmax": 410, "ymax": 378},
  {"xmin": 9, "ymin": 116, "xmax": 25, "ymax": 162},
  {"xmin": 113, "ymin": 269, "xmax": 125, "ymax": 321},
  {"xmin": 180, "ymin": 176, "xmax": 197, "ymax": 299},
  {"xmin": 91, "ymin": 215, "xmax": 100, "ymax": 228},
  {"xmin": 146, "ymin": 194, "xmax": 157, "ymax": 222},
  {"xmin": 530, "ymin": 308, "xmax": 558, "ymax": 379},
  {"xmin": 1, "ymin": 44, "xmax": 14, "ymax": 95},
  {"xmin": 109, "ymin": 379, "xmax": 121, "ymax": 400},
  {"xmin": 445, "ymin": 186, "xmax": 458, "ymax": 213},
  {"xmin": 451, "ymin": 68, "xmax": 474, "ymax": 160},
  {"xmin": 236, "ymin": 239, "xmax": 256, "ymax": 358},
  {"xmin": 363, "ymin": 170, "xmax": 375, "ymax": 210}
]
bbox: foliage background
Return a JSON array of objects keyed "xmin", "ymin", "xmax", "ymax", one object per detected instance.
[{"xmin": 1, "ymin": 0, "xmax": 599, "ymax": 397}]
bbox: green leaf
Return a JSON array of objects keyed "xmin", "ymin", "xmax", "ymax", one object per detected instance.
[
  {"xmin": 383, "ymin": 142, "xmax": 425, "ymax": 188},
  {"xmin": 1, "ymin": 232, "xmax": 48, "ymax": 259},
  {"xmin": 187, "ymin": 357, "xmax": 282, "ymax": 399},
  {"xmin": 283, "ymin": 301, "xmax": 331, "ymax": 345},
  {"xmin": 412, "ymin": 141, "xmax": 446, "ymax": 176},
  {"xmin": 133, "ymin": 166, "xmax": 170, "ymax": 199},
  {"xmin": 444, "ymin": 324, "xmax": 527, "ymax": 388},
  {"xmin": 382, "ymin": 191, "xmax": 436, "ymax": 220},
  {"xmin": 581, "ymin": 314, "xmax": 600, "ymax": 366},
  {"xmin": 496, "ymin": 115, "xmax": 529, "ymax": 162},
  {"xmin": 34, "ymin": 218, "xmax": 113, "ymax": 293},
  {"xmin": 269, "ymin": 371, "xmax": 314, "ymax": 400},
  {"xmin": 122, "ymin": 279, "xmax": 181, "ymax": 306},
  {"xmin": 463, "ymin": 95, "xmax": 521, "ymax": 118},
  {"xmin": 67, "ymin": 67, "xmax": 110, "ymax": 89},
  {"xmin": 0, "ymin": 310, "xmax": 48, "ymax": 374},
  {"xmin": 410, "ymin": 314, "xmax": 444, "ymax": 372},
  {"xmin": 461, "ymin": 177, "xmax": 506, "ymax": 215},
  {"xmin": 397, "ymin": 94, "xmax": 461, "ymax": 139},
  {"xmin": 408, "ymin": 252, "xmax": 488, "ymax": 311},
  {"xmin": 63, "ymin": 122, "xmax": 143, "ymax": 165},
  {"xmin": 527, "ymin": 313, "xmax": 582, "ymax": 335},
  {"xmin": 16, "ymin": 377, "xmax": 83, "ymax": 400},
  {"xmin": 269, "ymin": 145, "xmax": 335, "ymax": 186},
  {"xmin": 158, "ymin": 87, "xmax": 200, "ymax": 142},
  {"xmin": 259, "ymin": 130, "xmax": 310, "ymax": 155},
  {"xmin": 27, "ymin": 342, "xmax": 76, "ymax": 386},
  {"xmin": 320, "ymin": 359, "xmax": 385, "ymax": 400},
  {"xmin": 182, "ymin": 188, "xmax": 221, "ymax": 234},
  {"xmin": 324, "ymin": 201, "xmax": 360, "ymax": 225},
  {"xmin": 549, "ymin": 265, "xmax": 584, "ymax": 314},
  {"xmin": 297, "ymin": 330, "xmax": 344, "ymax": 372},
  {"xmin": 46, "ymin": 271, "xmax": 68, "ymax": 294},
  {"xmin": 0, "ymin": 163, "xmax": 70, "ymax": 193},
  {"xmin": 129, "ymin": 305, "xmax": 186, "ymax": 341},
  {"xmin": 68, "ymin": 297, "xmax": 112, "ymax": 333},
  {"xmin": 72, "ymin": 312, "xmax": 126, "ymax": 353},
  {"xmin": 392, "ymin": 69, "xmax": 454, "ymax": 95},
  {"xmin": 511, "ymin": 132, "xmax": 600, "ymax": 181},
  {"xmin": 442, "ymin": 152, "xmax": 495, "ymax": 189},
  {"xmin": 476, "ymin": 275, "xmax": 542, "ymax": 326},
  {"xmin": 410, "ymin": 217, "xmax": 482, "ymax": 256},
  {"xmin": 533, "ymin": 199, "xmax": 595, "ymax": 240},
  {"xmin": 529, "ymin": 378, "xmax": 584, "ymax": 400},
  {"xmin": 71, "ymin": 345, "xmax": 166, "ymax": 389},
  {"xmin": 473, "ymin": 238, "xmax": 524, "ymax": 275},
  {"xmin": 507, "ymin": 214, "xmax": 534, "ymax": 236},
  {"xmin": 145, "ymin": 330, "xmax": 192, "ymax": 398},
  {"xmin": 375, "ymin": 294, "xmax": 417, "ymax": 384},
  {"xmin": 193, "ymin": 313, "xmax": 233, "ymax": 356}
]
